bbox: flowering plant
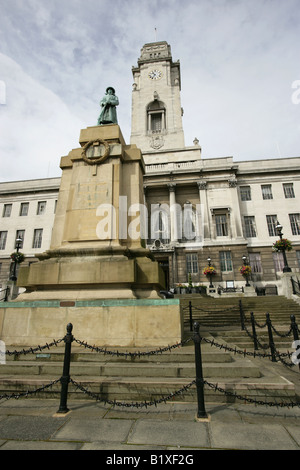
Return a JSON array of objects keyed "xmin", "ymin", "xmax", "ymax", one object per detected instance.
[
  {"xmin": 272, "ymin": 238, "xmax": 292, "ymax": 252},
  {"xmin": 239, "ymin": 265, "xmax": 252, "ymax": 276},
  {"xmin": 10, "ymin": 252, "xmax": 25, "ymax": 263},
  {"xmin": 203, "ymin": 266, "xmax": 217, "ymax": 276}
]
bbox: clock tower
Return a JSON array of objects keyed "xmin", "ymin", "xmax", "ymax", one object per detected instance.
[{"xmin": 130, "ymin": 41, "xmax": 185, "ymax": 153}]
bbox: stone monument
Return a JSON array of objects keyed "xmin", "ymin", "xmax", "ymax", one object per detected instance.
[{"xmin": 0, "ymin": 111, "xmax": 182, "ymax": 347}]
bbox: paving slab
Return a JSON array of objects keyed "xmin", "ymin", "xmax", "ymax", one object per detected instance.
[
  {"xmin": 0, "ymin": 415, "xmax": 68, "ymax": 441},
  {"xmin": 51, "ymin": 416, "xmax": 134, "ymax": 443},
  {"xmin": 210, "ymin": 422, "xmax": 299, "ymax": 450},
  {"xmin": 127, "ymin": 419, "xmax": 210, "ymax": 448}
]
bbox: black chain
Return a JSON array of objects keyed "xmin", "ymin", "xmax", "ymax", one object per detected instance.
[{"xmin": 0, "ymin": 378, "xmax": 61, "ymax": 401}]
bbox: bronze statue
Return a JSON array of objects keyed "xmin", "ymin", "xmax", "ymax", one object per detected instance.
[{"xmin": 97, "ymin": 86, "xmax": 119, "ymax": 125}]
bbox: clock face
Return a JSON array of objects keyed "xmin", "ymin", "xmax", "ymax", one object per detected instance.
[{"xmin": 148, "ymin": 69, "xmax": 162, "ymax": 80}]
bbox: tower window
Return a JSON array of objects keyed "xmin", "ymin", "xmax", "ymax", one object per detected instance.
[{"xmin": 147, "ymin": 100, "xmax": 166, "ymax": 133}]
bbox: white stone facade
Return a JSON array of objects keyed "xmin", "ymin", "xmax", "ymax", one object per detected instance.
[{"xmin": 1, "ymin": 41, "xmax": 300, "ymax": 295}]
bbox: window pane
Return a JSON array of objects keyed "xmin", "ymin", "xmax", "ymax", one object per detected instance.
[
  {"xmin": 273, "ymin": 252, "xmax": 284, "ymax": 271},
  {"xmin": 2, "ymin": 204, "xmax": 12, "ymax": 217},
  {"xmin": 220, "ymin": 251, "xmax": 232, "ymax": 271},
  {"xmin": 244, "ymin": 216, "xmax": 257, "ymax": 237},
  {"xmin": 240, "ymin": 186, "xmax": 251, "ymax": 201},
  {"xmin": 289, "ymin": 213, "xmax": 300, "ymax": 235},
  {"xmin": 151, "ymin": 113, "xmax": 162, "ymax": 131},
  {"xmin": 261, "ymin": 185, "xmax": 273, "ymax": 200},
  {"xmin": 16, "ymin": 230, "xmax": 25, "ymax": 249},
  {"xmin": 283, "ymin": 183, "xmax": 295, "ymax": 198},
  {"xmin": 266, "ymin": 215, "xmax": 277, "ymax": 236},
  {"xmin": 37, "ymin": 201, "xmax": 47, "ymax": 215},
  {"xmin": 32, "ymin": 229, "xmax": 43, "ymax": 248},
  {"xmin": 0, "ymin": 231, "xmax": 7, "ymax": 250},
  {"xmin": 186, "ymin": 254, "xmax": 198, "ymax": 274},
  {"xmin": 20, "ymin": 202, "xmax": 29, "ymax": 216},
  {"xmin": 215, "ymin": 214, "xmax": 228, "ymax": 236},
  {"xmin": 249, "ymin": 253, "xmax": 262, "ymax": 273}
]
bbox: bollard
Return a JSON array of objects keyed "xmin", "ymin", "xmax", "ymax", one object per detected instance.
[
  {"xmin": 250, "ymin": 312, "xmax": 259, "ymax": 350},
  {"xmin": 239, "ymin": 300, "xmax": 245, "ymax": 331},
  {"xmin": 266, "ymin": 313, "xmax": 276, "ymax": 362},
  {"xmin": 189, "ymin": 301, "xmax": 193, "ymax": 332},
  {"xmin": 193, "ymin": 322, "xmax": 208, "ymax": 420},
  {"xmin": 290, "ymin": 315, "xmax": 300, "ymax": 371},
  {"xmin": 57, "ymin": 323, "xmax": 73, "ymax": 414}
]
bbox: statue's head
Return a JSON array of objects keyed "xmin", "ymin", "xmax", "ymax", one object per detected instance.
[{"xmin": 106, "ymin": 86, "xmax": 115, "ymax": 95}]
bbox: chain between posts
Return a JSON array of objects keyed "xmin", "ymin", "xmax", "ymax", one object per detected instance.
[{"xmin": 1, "ymin": 316, "xmax": 300, "ymax": 410}]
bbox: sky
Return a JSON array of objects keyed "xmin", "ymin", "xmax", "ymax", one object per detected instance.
[{"xmin": 0, "ymin": 0, "xmax": 300, "ymax": 182}]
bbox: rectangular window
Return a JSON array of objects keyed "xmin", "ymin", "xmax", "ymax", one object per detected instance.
[
  {"xmin": 244, "ymin": 216, "xmax": 257, "ymax": 238},
  {"xmin": 32, "ymin": 229, "xmax": 43, "ymax": 249},
  {"xmin": 289, "ymin": 213, "xmax": 300, "ymax": 235},
  {"xmin": 266, "ymin": 215, "xmax": 277, "ymax": 236},
  {"xmin": 261, "ymin": 184, "xmax": 273, "ymax": 200},
  {"xmin": 283, "ymin": 183, "xmax": 295, "ymax": 198},
  {"xmin": 2, "ymin": 204, "xmax": 12, "ymax": 217},
  {"xmin": 240, "ymin": 186, "xmax": 251, "ymax": 201},
  {"xmin": 219, "ymin": 251, "xmax": 233, "ymax": 272},
  {"xmin": 0, "ymin": 231, "xmax": 7, "ymax": 250},
  {"xmin": 186, "ymin": 253, "xmax": 198, "ymax": 274},
  {"xmin": 215, "ymin": 214, "xmax": 228, "ymax": 237},
  {"xmin": 16, "ymin": 230, "xmax": 25, "ymax": 249},
  {"xmin": 37, "ymin": 201, "xmax": 47, "ymax": 215},
  {"xmin": 249, "ymin": 253, "xmax": 262, "ymax": 273},
  {"xmin": 273, "ymin": 252, "xmax": 284, "ymax": 272},
  {"xmin": 19, "ymin": 202, "xmax": 29, "ymax": 216},
  {"xmin": 151, "ymin": 113, "xmax": 162, "ymax": 131}
]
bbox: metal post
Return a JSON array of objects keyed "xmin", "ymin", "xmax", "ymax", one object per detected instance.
[
  {"xmin": 193, "ymin": 322, "xmax": 208, "ymax": 419},
  {"xmin": 290, "ymin": 315, "xmax": 300, "ymax": 371},
  {"xmin": 57, "ymin": 323, "xmax": 73, "ymax": 414},
  {"xmin": 266, "ymin": 313, "xmax": 276, "ymax": 362},
  {"xmin": 189, "ymin": 301, "xmax": 193, "ymax": 332},
  {"xmin": 239, "ymin": 300, "xmax": 245, "ymax": 331},
  {"xmin": 250, "ymin": 312, "xmax": 258, "ymax": 350}
]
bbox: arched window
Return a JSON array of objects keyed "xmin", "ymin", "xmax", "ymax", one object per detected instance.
[{"xmin": 147, "ymin": 99, "xmax": 166, "ymax": 133}]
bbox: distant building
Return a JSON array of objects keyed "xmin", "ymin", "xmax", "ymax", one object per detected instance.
[{"xmin": 1, "ymin": 42, "xmax": 299, "ymax": 294}]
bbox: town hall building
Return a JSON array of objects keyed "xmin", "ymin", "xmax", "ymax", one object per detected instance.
[{"xmin": 0, "ymin": 41, "xmax": 300, "ymax": 296}]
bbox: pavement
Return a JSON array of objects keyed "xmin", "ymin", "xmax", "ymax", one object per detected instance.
[{"xmin": 0, "ymin": 397, "xmax": 300, "ymax": 452}]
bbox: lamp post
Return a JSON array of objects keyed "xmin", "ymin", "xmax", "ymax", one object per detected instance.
[
  {"xmin": 207, "ymin": 257, "xmax": 213, "ymax": 288},
  {"xmin": 242, "ymin": 255, "xmax": 250, "ymax": 286},
  {"xmin": 10, "ymin": 236, "xmax": 23, "ymax": 281},
  {"xmin": 275, "ymin": 222, "xmax": 291, "ymax": 272}
]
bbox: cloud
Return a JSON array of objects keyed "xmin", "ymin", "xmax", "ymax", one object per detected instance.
[
  {"xmin": 0, "ymin": 0, "xmax": 299, "ymax": 182},
  {"xmin": 0, "ymin": 53, "xmax": 84, "ymax": 181}
]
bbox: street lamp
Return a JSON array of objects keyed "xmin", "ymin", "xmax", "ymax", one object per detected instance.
[
  {"xmin": 207, "ymin": 257, "xmax": 213, "ymax": 288},
  {"xmin": 242, "ymin": 255, "xmax": 250, "ymax": 286},
  {"xmin": 10, "ymin": 236, "xmax": 23, "ymax": 281},
  {"xmin": 275, "ymin": 221, "xmax": 291, "ymax": 272}
]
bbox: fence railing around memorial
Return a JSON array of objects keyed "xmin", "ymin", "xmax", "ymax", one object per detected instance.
[{"xmin": 1, "ymin": 308, "xmax": 300, "ymax": 415}]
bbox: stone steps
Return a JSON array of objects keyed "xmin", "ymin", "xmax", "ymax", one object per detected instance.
[{"xmin": 0, "ymin": 339, "xmax": 296, "ymax": 404}]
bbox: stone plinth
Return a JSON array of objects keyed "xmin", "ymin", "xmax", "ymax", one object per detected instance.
[
  {"xmin": 16, "ymin": 125, "xmax": 165, "ymax": 301},
  {"xmin": 0, "ymin": 299, "xmax": 182, "ymax": 347},
  {"xmin": 2, "ymin": 124, "xmax": 183, "ymax": 347}
]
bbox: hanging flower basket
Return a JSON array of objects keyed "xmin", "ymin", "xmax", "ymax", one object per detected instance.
[
  {"xmin": 10, "ymin": 252, "xmax": 25, "ymax": 263},
  {"xmin": 203, "ymin": 266, "xmax": 217, "ymax": 276},
  {"xmin": 239, "ymin": 265, "xmax": 252, "ymax": 277},
  {"xmin": 272, "ymin": 238, "xmax": 292, "ymax": 252}
]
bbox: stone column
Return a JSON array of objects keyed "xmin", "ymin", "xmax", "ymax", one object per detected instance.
[
  {"xmin": 228, "ymin": 177, "xmax": 243, "ymax": 239},
  {"xmin": 197, "ymin": 180, "xmax": 210, "ymax": 240},
  {"xmin": 168, "ymin": 183, "xmax": 178, "ymax": 243}
]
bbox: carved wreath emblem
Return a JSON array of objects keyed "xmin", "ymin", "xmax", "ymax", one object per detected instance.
[{"xmin": 81, "ymin": 139, "xmax": 110, "ymax": 165}]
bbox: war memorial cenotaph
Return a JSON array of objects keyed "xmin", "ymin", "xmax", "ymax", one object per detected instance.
[{"xmin": 0, "ymin": 90, "xmax": 182, "ymax": 347}]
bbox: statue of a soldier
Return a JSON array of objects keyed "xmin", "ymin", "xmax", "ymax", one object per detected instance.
[{"xmin": 97, "ymin": 86, "xmax": 119, "ymax": 125}]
